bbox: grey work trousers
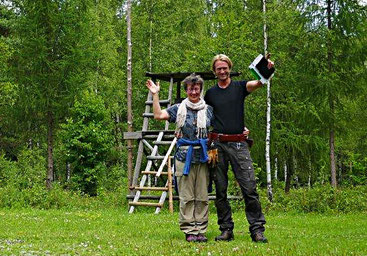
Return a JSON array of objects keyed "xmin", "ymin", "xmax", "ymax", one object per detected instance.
[
  {"xmin": 212, "ymin": 141, "xmax": 266, "ymax": 235},
  {"xmin": 175, "ymin": 160, "xmax": 209, "ymax": 235}
]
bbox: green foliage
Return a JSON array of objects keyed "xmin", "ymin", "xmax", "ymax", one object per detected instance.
[
  {"xmin": 0, "ymin": 0, "xmax": 367, "ymax": 202},
  {"xmin": 259, "ymin": 185, "xmax": 367, "ymax": 214},
  {"xmin": 0, "ymin": 148, "xmax": 45, "ymax": 189},
  {"xmin": 0, "ymin": 153, "xmax": 17, "ymax": 187},
  {"xmin": 0, "ymin": 147, "xmax": 127, "ymax": 208},
  {"xmin": 340, "ymin": 153, "xmax": 367, "ymax": 186},
  {"xmin": 0, "ymin": 182, "xmax": 128, "ymax": 210},
  {"xmin": 60, "ymin": 91, "xmax": 114, "ymax": 196},
  {"xmin": 0, "ymin": 148, "xmax": 52, "ymax": 208}
]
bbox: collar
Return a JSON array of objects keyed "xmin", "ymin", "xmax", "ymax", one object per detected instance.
[{"xmin": 217, "ymin": 80, "xmax": 231, "ymax": 89}]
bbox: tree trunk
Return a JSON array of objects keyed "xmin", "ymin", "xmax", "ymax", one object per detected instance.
[
  {"xmin": 308, "ymin": 157, "xmax": 312, "ymax": 188},
  {"xmin": 46, "ymin": 111, "xmax": 54, "ymax": 189},
  {"xmin": 149, "ymin": 0, "xmax": 153, "ymax": 72},
  {"xmin": 284, "ymin": 162, "xmax": 287, "ymax": 183},
  {"xmin": 66, "ymin": 162, "xmax": 71, "ymax": 182},
  {"xmin": 327, "ymin": 0, "xmax": 337, "ymax": 188},
  {"xmin": 263, "ymin": 0, "xmax": 272, "ymax": 202},
  {"xmin": 115, "ymin": 113, "xmax": 123, "ymax": 149},
  {"xmin": 274, "ymin": 157, "xmax": 278, "ymax": 180},
  {"xmin": 126, "ymin": 0, "xmax": 134, "ymax": 191},
  {"xmin": 330, "ymin": 130, "xmax": 337, "ymax": 186},
  {"xmin": 285, "ymin": 148, "xmax": 293, "ymax": 193}
]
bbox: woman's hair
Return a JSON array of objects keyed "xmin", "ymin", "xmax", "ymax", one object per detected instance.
[
  {"xmin": 211, "ymin": 54, "xmax": 233, "ymax": 72},
  {"xmin": 182, "ymin": 73, "xmax": 204, "ymax": 91}
]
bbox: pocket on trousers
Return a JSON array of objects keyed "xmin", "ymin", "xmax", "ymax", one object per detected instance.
[
  {"xmin": 243, "ymin": 161, "xmax": 256, "ymax": 181},
  {"xmin": 235, "ymin": 142, "xmax": 251, "ymax": 161},
  {"xmin": 236, "ymin": 143, "xmax": 255, "ymax": 181},
  {"xmin": 175, "ymin": 159, "xmax": 185, "ymax": 177}
]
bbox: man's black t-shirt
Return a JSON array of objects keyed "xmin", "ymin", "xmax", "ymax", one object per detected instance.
[{"xmin": 204, "ymin": 80, "xmax": 249, "ymax": 134}]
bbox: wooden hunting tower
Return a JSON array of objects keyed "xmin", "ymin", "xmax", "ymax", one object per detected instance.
[{"xmin": 124, "ymin": 71, "xmax": 240, "ymax": 213}]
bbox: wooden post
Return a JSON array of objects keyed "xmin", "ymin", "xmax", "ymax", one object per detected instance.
[{"xmin": 167, "ymin": 157, "xmax": 174, "ymax": 214}]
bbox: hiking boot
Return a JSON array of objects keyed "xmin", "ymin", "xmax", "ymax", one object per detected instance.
[
  {"xmin": 185, "ymin": 234, "xmax": 197, "ymax": 242},
  {"xmin": 196, "ymin": 234, "xmax": 208, "ymax": 243},
  {"xmin": 251, "ymin": 232, "xmax": 268, "ymax": 243},
  {"xmin": 215, "ymin": 230, "xmax": 234, "ymax": 241}
]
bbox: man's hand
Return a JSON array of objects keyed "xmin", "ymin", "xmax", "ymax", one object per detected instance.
[
  {"xmin": 247, "ymin": 54, "xmax": 274, "ymax": 92},
  {"xmin": 146, "ymin": 80, "xmax": 160, "ymax": 95},
  {"xmin": 265, "ymin": 53, "xmax": 274, "ymax": 69},
  {"xmin": 243, "ymin": 127, "xmax": 250, "ymax": 136}
]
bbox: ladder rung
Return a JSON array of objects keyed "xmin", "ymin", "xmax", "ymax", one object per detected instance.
[
  {"xmin": 134, "ymin": 186, "xmax": 168, "ymax": 191},
  {"xmin": 147, "ymin": 156, "xmax": 165, "ymax": 160},
  {"xmin": 143, "ymin": 135, "xmax": 176, "ymax": 139},
  {"xmin": 142, "ymin": 171, "xmax": 168, "ymax": 175},
  {"xmin": 129, "ymin": 202, "xmax": 163, "ymax": 207},
  {"xmin": 153, "ymin": 141, "xmax": 174, "ymax": 145},
  {"xmin": 145, "ymin": 99, "xmax": 170, "ymax": 105},
  {"xmin": 142, "ymin": 130, "xmax": 175, "ymax": 135},
  {"xmin": 143, "ymin": 113, "xmax": 154, "ymax": 118}
]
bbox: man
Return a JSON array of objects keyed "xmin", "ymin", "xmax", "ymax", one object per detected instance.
[{"xmin": 204, "ymin": 54, "xmax": 273, "ymax": 243}]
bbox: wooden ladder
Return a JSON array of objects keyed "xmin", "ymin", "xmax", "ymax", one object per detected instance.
[
  {"xmin": 128, "ymin": 77, "xmax": 176, "ymax": 213},
  {"xmin": 128, "ymin": 137, "xmax": 176, "ymax": 213}
]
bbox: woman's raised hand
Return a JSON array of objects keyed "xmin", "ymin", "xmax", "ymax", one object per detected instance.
[{"xmin": 146, "ymin": 80, "xmax": 160, "ymax": 95}]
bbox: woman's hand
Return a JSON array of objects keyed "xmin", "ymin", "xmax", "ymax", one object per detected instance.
[{"xmin": 146, "ymin": 80, "xmax": 160, "ymax": 95}]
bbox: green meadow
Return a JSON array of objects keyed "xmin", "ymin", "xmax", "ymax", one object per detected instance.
[{"xmin": 1, "ymin": 208, "xmax": 366, "ymax": 256}]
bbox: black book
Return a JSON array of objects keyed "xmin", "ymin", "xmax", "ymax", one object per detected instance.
[{"xmin": 249, "ymin": 54, "xmax": 275, "ymax": 83}]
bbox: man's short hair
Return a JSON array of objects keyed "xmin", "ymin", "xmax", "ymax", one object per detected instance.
[
  {"xmin": 211, "ymin": 54, "xmax": 233, "ymax": 73},
  {"xmin": 182, "ymin": 73, "xmax": 204, "ymax": 91}
]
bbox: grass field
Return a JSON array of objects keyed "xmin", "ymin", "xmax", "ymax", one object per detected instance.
[{"xmin": 0, "ymin": 208, "xmax": 366, "ymax": 255}]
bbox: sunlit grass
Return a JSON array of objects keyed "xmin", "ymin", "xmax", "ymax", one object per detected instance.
[{"xmin": 0, "ymin": 208, "xmax": 366, "ymax": 255}]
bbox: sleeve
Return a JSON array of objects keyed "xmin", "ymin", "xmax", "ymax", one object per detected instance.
[
  {"xmin": 204, "ymin": 90, "xmax": 211, "ymax": 107},
  {"xmin": 242, "ymin": 80, "xmax": 250, "ymax": 97},
  {"xmin": 207, "ymin": 105, "xmax": 214, "ymax": 126},
  {"xmin": 165, "ymin": 104, "xmax": 179, "ymax": 123}
]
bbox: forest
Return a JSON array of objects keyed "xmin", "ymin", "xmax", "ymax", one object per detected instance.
[{"xmin": 0, "ymin": 0, "xmax": 366, "ymax": 208}]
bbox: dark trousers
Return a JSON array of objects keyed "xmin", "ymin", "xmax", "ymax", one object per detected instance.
[{"xmin": 212, "ymin": 141, "xmax": 266, "ymax": 235}]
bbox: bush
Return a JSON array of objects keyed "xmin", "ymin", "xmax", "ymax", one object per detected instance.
[
  {"xmin": 0, "ymin": 147, "xmax": 128, "ymax": 209},
  {"xmin": 0, "ymin": 148, "xmax": 45, "ymax": 189},
  {"xmin": 60, "ymin": 91, "xmax": 114, "ymax": 196},
  {"xmin": 258, "ymin": 185, "xmax": 367, "ymax": 214},
  {"xmin": 0, "ymin": 153, "xmax": 17, "ymax": 187},
  {"xmin": 0, "ymin": 182, "xmax": 128, "ymax": 210},
  {"xmin": 1, "ymin": 147, "xmax": 366, "ymax": 213}
]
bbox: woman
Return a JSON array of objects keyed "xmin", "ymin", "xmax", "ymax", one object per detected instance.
[{"xmin": 146, "ymin": 74, "xmax": 213, "ymax": 243}]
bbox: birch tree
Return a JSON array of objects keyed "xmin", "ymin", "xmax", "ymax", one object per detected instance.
[
  {"xmin": 126, "ymin": 0, "xmax": 133, "ymax": 190},
  {"xmin": 263, "ymin": 0, "xmax": 273, "ymax": 201}
]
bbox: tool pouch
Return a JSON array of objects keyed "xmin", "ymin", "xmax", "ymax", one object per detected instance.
[{"xmin": 207, "ymin": 148, "xmax": 219, "ymax": 168}]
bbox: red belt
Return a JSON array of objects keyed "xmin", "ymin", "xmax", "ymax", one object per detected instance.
[{"xmin": 208, "ymin": 132, "xmax": 247, "ymax": 142}]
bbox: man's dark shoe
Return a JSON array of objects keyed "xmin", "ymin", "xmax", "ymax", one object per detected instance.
[
  {"xmin": 215, "ymin": 230, "xmax": 234, "ymax": 241},
  {"xmin": 185, "ymin": 234, "xmax": 197, "ymax": 242},
  {"xmin": 196, "ymin": 234, "xmax": 208, "ymax": 243},
  {"xmin": 251, "ymin": 232, "xmax": 268, "ymax": 243}
]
